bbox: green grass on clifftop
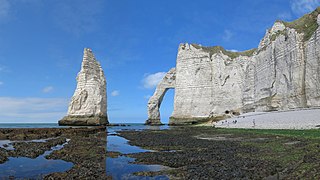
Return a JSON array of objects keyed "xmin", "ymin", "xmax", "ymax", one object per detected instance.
[
  {"xmin": 282, "ymin": 7, "xmax": 320, "ymax": 41},
  {"xmin": 191, "ymin": 44, "xmax": 257, "ymax": 59}
]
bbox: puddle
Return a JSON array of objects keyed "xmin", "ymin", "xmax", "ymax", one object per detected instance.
[
  {"xmin": 107, "ymin": 156, "xmax": 168, "ymax": 180},
  {"xmin": 107, "ymin": 124, "xmax": 169, "ymax": 135},
  {"xmin": 195, "ymin": 134, "xmax": 270, "ymax": 142},
  {"xmin": 250, "ymin": 138, "xmax": 269, "ymax": 142},
  {"xmin": 107, "ymin": 136, "xmax": 147, "ymax": 154},
  {"xmin": 0, "ymin": 139, "xmax": 73, "ymax": 178},
  {"xmin": 0, "ymin": 137, "xmax": 60, "ymax": 151},
  {"xmin": 107, "ymin": 126, "xmax": 169, "ymax": 180},
  {"xmin": 0, "ymin": 140, "xmax": 14, "ymax": 150},
  {"xmin": 195, "ymin": 134, "xmax": 243, "ymax": 141},
  {"xmin": 284, "ymin": 141, "xmax": 301, "ymax": 145}
]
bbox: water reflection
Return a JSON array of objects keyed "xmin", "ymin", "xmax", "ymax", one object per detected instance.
[
  {"xmin": 0, "ymin": 124, "xmax": 168, "ymax": 179},
  {"xmin": 106, "ymin": 125, "xmax": 169, "ymax": 180},
  {"xmin": 0, "ymin": 140, "xmax": 73, "ymax": 178},
  {"xmin": 0, "ymin": 138, "xmax": 60, "ymax": 151}
]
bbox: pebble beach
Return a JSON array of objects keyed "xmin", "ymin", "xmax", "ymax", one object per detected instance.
[{"xmin": 215, "ymin": 108, "xmax": 320, "ymax": 129}]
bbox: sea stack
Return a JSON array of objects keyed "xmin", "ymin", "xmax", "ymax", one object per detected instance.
[{"xmin": 59, "ymin": 48, "xmax": 108, "ymax": 126}]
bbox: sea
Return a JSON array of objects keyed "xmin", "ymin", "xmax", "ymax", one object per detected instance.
[
  {"xmin": 0, "ymin": 123, "xmax": 170, "ymax": 179},
  {"xmin": 0, "ymin": 123, "xmax": 62, "ymax": 128}
]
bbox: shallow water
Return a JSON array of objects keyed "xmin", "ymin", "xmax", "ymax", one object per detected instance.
[
  {"xmin": 0, "ymin": 123, "xmax": 61, "ymax": 128},
  {"xmin": 106, "ymin": 125, "xmax": 170, "ymax": 179},
  {"xmin": 0, "ymin": 139, "xmax": 73, "ymax": 178},
  {"xmin": 0, "ymin": 124, "xmax": 170, "ymax": 178},
  {"xmin": 0, "ymin": 140, "xmax": 14, "ymax": 150},
  {"xmin": 0, "ymin": 138, "xmax": 59, "ymax": 150}
]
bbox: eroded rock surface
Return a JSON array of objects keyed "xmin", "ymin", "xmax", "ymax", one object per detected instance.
[
  {"xmin": 146, "ymin": 68, "xmax": 176, "ymax": 125},
  {"xmin": 59, "ymin": 48, "xmax": 108, "ymax": 126},
  {"xmin": 148, "ymin": 8, "xmax": 320, "ymax": 125}
]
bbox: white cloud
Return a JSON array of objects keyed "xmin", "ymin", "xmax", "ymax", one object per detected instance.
[
  {"xmin": 42, "ymin": 86, "xmax": 54, "ymax": 93},
  {"xmin": 0, "ymin": 0, "xmax": 10, "ymax": 20},
  {"xmin": 291, "ymin": 0, "xmax": 320, "ymax": 16},
  {"xmin": 227, "ymin": 49, "xmax": 239, "ymax": 52},
  {"xmin": 277, "ymin": 12, "xmax": 293, "ymax": 21},
  {"xmin": 222, "ymin": 30, "xmax": 233, "ymax": 42},
  {"xmin": 142, "ymin": 72, "xmax": 166, "ymax": 89},
  {"xmin": 0, "ymin": 97, "xmax": 68, "ymax": 123},
  {"xmin": 111, "ymin": 90, "xmax": 120, "ymax": 97}
]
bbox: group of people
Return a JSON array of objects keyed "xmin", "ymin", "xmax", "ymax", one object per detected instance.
[{"xmin": 212, "ymin": 118, "xmax": 257, "ymax": 128}]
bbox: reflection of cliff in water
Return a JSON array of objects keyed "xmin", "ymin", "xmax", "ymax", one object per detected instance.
[{"xmin": 106, "ymin": 125, "xmax": 170, "ymax": 179}]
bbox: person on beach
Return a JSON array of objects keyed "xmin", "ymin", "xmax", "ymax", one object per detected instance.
[{"xmin": 253, "ymin": 119, "xmax": 256, "ymax": 127}]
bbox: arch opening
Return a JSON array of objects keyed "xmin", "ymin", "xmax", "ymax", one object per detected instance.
[
  {"xmin": 159, "ymin": 88, "xmax": 175, "ymax": 124},
  {"xmin": 146, "ymin": 68, "xmax": 176, "ymax": 125}
]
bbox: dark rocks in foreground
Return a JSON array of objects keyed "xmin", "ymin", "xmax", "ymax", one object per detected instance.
[
  {"xmin": 119, "ymin": 127, "xmax": 320, "ymax": 179},
  {"xmin": 0, "ymin": 127, "xmax": 111, "ymax": 179}
]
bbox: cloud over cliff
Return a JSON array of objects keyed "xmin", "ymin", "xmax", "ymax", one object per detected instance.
[
  {"xmin": 291, "ymin": 0, "xmax": 320, "ymax": 16},
  {"xmin": 142, "ymin": 72, "xmax": 166, "ymax": 89}
]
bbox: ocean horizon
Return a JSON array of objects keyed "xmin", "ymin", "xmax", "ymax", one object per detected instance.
[{"xmin": 0, "ymin": 123, "xmax": 147, "ymax": 128}]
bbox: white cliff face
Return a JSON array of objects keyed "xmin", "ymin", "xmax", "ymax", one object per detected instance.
[
  {"xmin": 172, "ymin": 44, "xmax": 213, "ymax": 122},
  {"xmin": 59, "ymin": 48, "xmax": 108, "ymax": 126},
  {"xmin": 305, "ymin": 14, "xmax": 320, "ymax": 107},
  {"xmin": 147, "ymin": 10, "xmax": 320, "ymax": 125},
  {"xmin": 170, "ymin": 44, "xmax": 252, "ymax": 124},
  {"xmin": 254, "ymin": 22, "xmax": 307, "ymax": 111}
]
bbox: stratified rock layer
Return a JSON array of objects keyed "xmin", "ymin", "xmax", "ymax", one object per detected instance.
[
  {"xmin": 59, "ymin": 48, "xmax": 108, "ymax": 126},
  {"xmin": 147, "ymin": 8, "xmax": 320, "ymax": 125}
]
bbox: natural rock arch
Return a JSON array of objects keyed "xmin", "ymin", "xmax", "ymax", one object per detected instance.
[{"xmin": 145, "ymin": 68, "xmax": 176, "ymax": 125}]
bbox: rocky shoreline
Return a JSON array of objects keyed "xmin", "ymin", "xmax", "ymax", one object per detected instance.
[
  {"xmin": 0, "ymin": 127, "xmax": 111, "ymax": 179},
  {"xmin": 1, "ymin": 126, "xmax": 319, "ymax": 179},
  {"xmin": 118, "ymin": 126, "xmax": 320, "ymax": 179}
]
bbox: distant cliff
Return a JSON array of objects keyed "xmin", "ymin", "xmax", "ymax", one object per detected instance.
[{"xmin": 147, "ymin": 8, "xmax": 320, "ymax": 125}]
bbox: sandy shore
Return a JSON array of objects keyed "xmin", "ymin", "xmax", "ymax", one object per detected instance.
[{"xmin": 214, "ymin": 108, "xmax": 320, "ymax": 129}]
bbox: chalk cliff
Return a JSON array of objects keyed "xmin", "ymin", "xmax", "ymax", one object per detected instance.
[
  {"xmin": 147, "ymin": 8, "xmax": 320, "ymax": 125},
  {"xmin": 146, "ymin": 68, "xmax": 176, "ymax": 125},
  {"xmin": 59, "ymin": 48, "xmax": 108, "ymax": 126}
]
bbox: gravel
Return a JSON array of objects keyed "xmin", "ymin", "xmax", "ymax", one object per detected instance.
[{"xmin": 215, "ymin": 108, "xmax": 320, "ymax": 129}]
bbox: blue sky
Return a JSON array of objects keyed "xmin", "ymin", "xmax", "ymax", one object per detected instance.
[{"xmin": 0, "ymin": 0, "xmax": 319, "ymax": 124}]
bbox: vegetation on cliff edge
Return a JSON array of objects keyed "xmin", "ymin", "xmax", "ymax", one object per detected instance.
[
  {"xmin": 191, "ymin": 43, "xmax": 257, "ymax": 59},
  {"xmin": 281, "ymin": 7, "xmax": 320, "ymax": 41}
]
